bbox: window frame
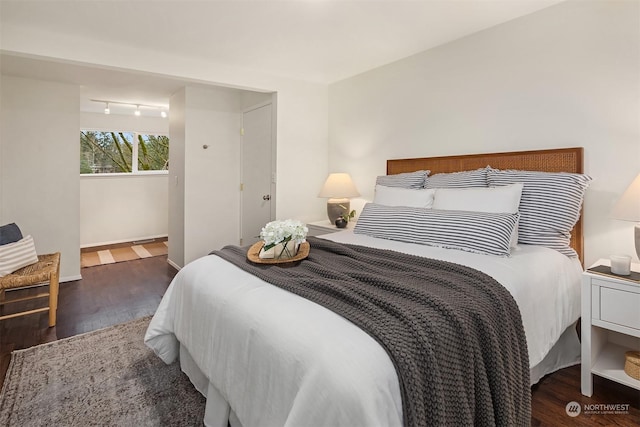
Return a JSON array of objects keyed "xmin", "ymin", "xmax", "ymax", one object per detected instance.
[{"xmin": 80, "ymin": 129, "xmax": 169, "ymax": 176}]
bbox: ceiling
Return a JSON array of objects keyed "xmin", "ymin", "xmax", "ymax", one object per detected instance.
[
  {"xmin": 0, "ymin": 0, "xmax": 563, "ymax": 115},
  {"xmin": 0, "ymin": 54, "xmax": 190, "ymax": 115}
]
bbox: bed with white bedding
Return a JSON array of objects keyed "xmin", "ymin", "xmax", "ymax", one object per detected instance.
[{"xmin": 145, "ymin": 148, "xmax": 589, "ymax": 427}]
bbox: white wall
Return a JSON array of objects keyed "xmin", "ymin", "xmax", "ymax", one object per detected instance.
[
  {"xmin": 168, "ymin": 89, "xmax": 186, "ymax": 268},
  {"xmin": 79, "ymin": 175, "xmax": 168, "ymax": 247},
  {"xmin": 79, "ymin": 112, "xmax": 169, "ymax": 247},
  {"xmin": 168, "ymin": 85, "xmax": 246, "ymax": 267},
  {"xmin": 0, "ymin": 27, "xmax": 329, "ymax": 246},
  {"xmin": 183, "ymin": 85, "xmax": 242, "ymax": 264},
  {"xmin": 81, "ymin": 112, "xmax": 169, "ymax": 135},
  {"xmin": 0, "ymin": 76, "xmax": 81, "ymax": 280},
  {"xmin": 241, "ymin": 91, "xmax": 273, "ymax": 110},
  {"xmin": 328, "ymin": 0, "xmax": 640, "ymax": 266}
]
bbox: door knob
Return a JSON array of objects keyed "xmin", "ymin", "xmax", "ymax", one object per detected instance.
[{"xmin": 262, "ymin": 195, "xmax": 271, "ymax": 201}]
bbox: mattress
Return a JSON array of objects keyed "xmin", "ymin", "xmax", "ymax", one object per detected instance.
[{"xmin": 145, "ymin": 231, "xmax": 583, "ymax": 426}]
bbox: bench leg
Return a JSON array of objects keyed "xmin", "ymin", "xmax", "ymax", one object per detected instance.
[{"xmin": 48, "ymin": 264, "xmax": 60, "ymax": 327}]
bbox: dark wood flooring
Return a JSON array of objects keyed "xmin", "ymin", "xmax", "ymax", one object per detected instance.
[
  {"xmin": 1, "ymin": 255, "xmax": 638, "ymax": 426},
  {"xmin": 0, "ymin": 255, "xmax": 177, "ymax": 386}
]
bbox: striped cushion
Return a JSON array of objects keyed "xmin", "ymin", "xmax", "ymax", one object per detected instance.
[
  {"xmin": 0, "ymin": 235, "xmax": 39, "ymax": 277},
  {"xmin": 376, "ymin": 170, "xmax": 429, "ymax": 189},
  {"xmin": 354, "ymin": 203, "xmax": 519, "ymax": 257},
  {"xmin": 432, "ymin": 183, "xmax": 524, "ymax": 248},
  {"xmin": 424, "ymin": 167, "xmax": 489, "ymax": 189},
  {"xmin": 487, "ymin": 169, "xmax": 592, "ymax": 257}
]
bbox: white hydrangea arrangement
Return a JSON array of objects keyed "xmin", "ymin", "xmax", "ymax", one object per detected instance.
[{"xmin": 259, "ymin": 219, "xmax": 308, "ymax": 258}]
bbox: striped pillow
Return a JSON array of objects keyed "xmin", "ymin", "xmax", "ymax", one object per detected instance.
[
  {"xmin": 487, "ymin": 169, "xmax": 592, "ymax": 257},
  {"xmin": 424, "ymin": 166, "xmax": 490, "ymax": 189},
  {"xmin": 0, "ymin": 235, "xmax": 39, "ymax": 277},
  {"xmin": 354, "ymin": 203, "xmax": 519, "ymax": 257},
  {"xmin": 432, "ymin": 183, "xmax": 524, "ymax": 248},
  {"xmin": 376, "ymin": 170, "xmax": 429, "ymax": 189}
]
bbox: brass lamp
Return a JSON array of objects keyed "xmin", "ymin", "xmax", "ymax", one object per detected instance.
[
  {"xmin": 612, "ymin": 172, "xmax": 640, "ymax": 260},
  {"xmin": 318, "ymin": 173, "xmax": 360, "ymax": 224}
]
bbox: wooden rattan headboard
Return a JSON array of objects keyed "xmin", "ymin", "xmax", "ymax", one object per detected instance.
[{"xmin": 387, "ymin": 147, "xmax": 585, "ymax": 264}]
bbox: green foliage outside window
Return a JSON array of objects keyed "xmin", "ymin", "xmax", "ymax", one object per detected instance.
[
  {"xmin": 137, "ymin": 134, "xmax": 169, "ymax": 171},
  {"xmin": 80, "ymin": 131, "xmax": 169, "ymax": 174}
]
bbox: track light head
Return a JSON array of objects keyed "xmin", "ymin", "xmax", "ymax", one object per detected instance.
[{"xmin": 91, "ymin": 99, "xmax": 168, "ymax": 117}]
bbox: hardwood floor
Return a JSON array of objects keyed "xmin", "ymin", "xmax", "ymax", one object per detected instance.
[
  {"xmin": 1, "ymin": 255, "xmax": 638, "ymax": 426},
  {"xmin": 0, "ymin": 255, "xmax": 177, "ymax": 388}
]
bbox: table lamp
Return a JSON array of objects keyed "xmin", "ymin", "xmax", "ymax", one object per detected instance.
[
  {"xmin": 612, "ymin": 172, "xmax": 640, "ymax": 259},
  {"xmin": 318, "ymin": 173, "xmax": 360, "ymax": 224}
]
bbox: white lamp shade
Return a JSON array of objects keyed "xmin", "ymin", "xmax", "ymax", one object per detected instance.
[
  {"xmin": 318, "ymin": 173, "xmax": 360, "ymax": 198},
  {"xmin": 612, "ymin": 173, "xmax": 640, "ymax": 222}
]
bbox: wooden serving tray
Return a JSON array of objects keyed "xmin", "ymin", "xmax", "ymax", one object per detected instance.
[{"xmin": 247, "ymin": 241, "xmax": 310, "ymax": 265}]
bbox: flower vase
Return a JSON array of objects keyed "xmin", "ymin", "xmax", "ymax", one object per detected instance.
[
  {"xmin": 274, "ymin": 240, "xmax": 299, "ymax": 259},
  {"xmin": 259, "ymin": 240, "xmax": 300, "ymax": 259}
]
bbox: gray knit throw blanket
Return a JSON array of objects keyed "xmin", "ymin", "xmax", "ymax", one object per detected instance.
[{"xmin": 212, "ymin": 237, "xmax": 531, "ymax": 426}]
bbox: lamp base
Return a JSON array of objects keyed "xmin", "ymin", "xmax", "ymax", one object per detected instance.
[
  {"xmin": 635, "ymin": 224, "xmax": 640, "ymax": 261},
  {"xmin": 327, "ymin": 198, "xmax": 349, "ymax": 225}
]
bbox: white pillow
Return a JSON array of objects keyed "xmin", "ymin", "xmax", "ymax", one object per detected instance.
[
  {"xmin": 432, "ymin": 183, "xmax": 524, "ymax": 247},
  {"xmin": 432, "ymin": 183, "xmax": 523, "ymax": 213},
  {"xmin": 373, "ymin": 185, "xmax": 436, "ymax": 208},
  {"xmin": 0, "ymin": 235, "xmax": 39, "ymax": 277}
]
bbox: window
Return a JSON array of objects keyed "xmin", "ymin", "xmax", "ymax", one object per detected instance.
[
  {"xmin": 80, "ymin": 130, "xmax": 169, "ymax": 174},
  {"xmin": 137, "ymin": 134, "xmax": 169, "ymax": 172}
]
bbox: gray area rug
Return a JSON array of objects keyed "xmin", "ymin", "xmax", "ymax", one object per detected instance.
[{"xmin": 0, "ymin": 317, "xmax": 205, "ymax": 426}]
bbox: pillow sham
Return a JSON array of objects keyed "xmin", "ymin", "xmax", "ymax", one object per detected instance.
[
  {"xmin": 0, "ymin": 223, "xmax": 23, "ymax": 245},
  {"xmin": 354, "ymin": 203, "xmax": 519, "ymax": 257},
  {"xmin": 373, "ymin": 185, "xmax": 436, "ymax": 208},
  {"xmin": 423, "ymin": 166, "xmax": 490, "ymax": 189},
  {"xmin": 487, "ymin": 169, "xmax": 592, "ymax": 257},
  {"xmin": 0, "ymin": 235, "xmax": 39, "ymax": 277},
  {"xmin": 432, "ymin": 183, "xmax": 523, "ymax": 213},
  {"xmin": 376, "ymin": 170, "xmax": 429, "ymax": 189},
  {"xmin": 432, "ymin": 183, "xmax": 524, "ymax": 247}
]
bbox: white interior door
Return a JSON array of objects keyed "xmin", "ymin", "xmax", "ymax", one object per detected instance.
[{"xmin": 241, "ymin": 103, "xmax": 274, "ymax": 245}]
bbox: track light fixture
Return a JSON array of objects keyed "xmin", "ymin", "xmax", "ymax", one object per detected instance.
[{"xmin": 91, "ymin": 99, "xmax": 169, "ymax": 117}]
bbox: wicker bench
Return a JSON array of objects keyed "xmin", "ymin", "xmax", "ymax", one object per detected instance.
[{"xmin": 0, "ymin": 252, "xmax": 60, "ymax": 327}]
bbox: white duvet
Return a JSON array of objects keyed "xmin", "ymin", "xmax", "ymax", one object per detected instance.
[{"xmin": 145, "ymin": 231, "xmax": 583, "ymax": 427}]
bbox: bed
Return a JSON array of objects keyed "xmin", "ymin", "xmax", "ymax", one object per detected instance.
[{"xmin": 145, "ymin": 147, "xmax": 589, "ymax": 427}]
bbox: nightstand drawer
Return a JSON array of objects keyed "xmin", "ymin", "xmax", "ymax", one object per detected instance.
[{"xmin": 600, "ymin": 287, "xmax": 640, "ymax": 330}]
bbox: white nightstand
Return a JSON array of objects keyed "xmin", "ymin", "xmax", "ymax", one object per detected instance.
[
  {"xmin": 306, "ymin": 219, "xmax": 356, "ymax": 237},
  {"xmin": 581, "ymin": 258, "xmax": 640, "ymax": 396}
]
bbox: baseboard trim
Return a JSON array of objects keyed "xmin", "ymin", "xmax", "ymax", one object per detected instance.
[
  {"xmin": 167, "ymin": 259, "xmax": 182, "ymax": 271},
  {"xmin": 81, "ymin": 234, "xmax": 168, "ymax": 249}
]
